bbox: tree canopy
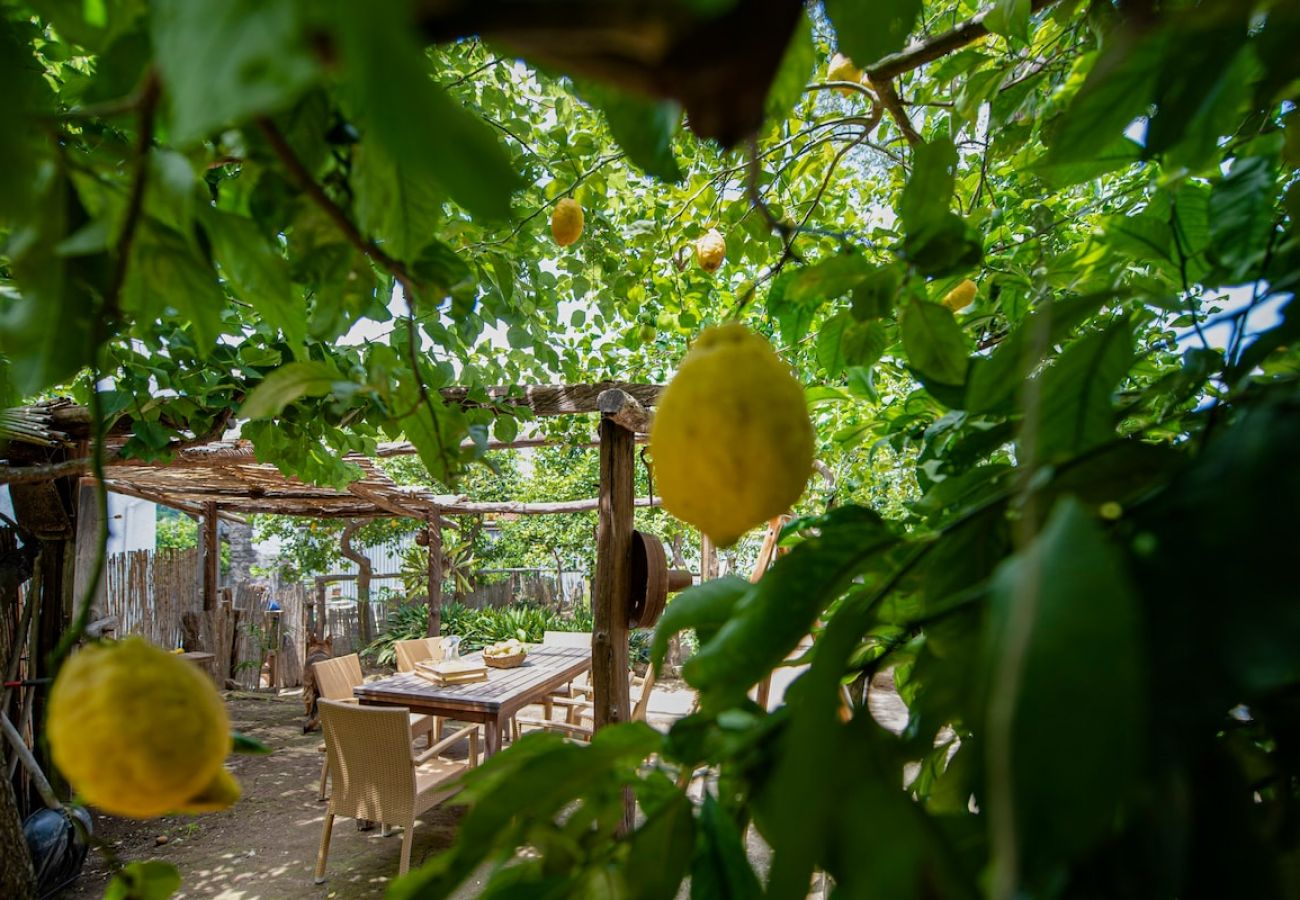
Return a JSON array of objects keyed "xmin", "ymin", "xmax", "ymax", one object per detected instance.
[{"xmin": 3, "ymin": 0, "xmax": 1300, "ymax": 897}]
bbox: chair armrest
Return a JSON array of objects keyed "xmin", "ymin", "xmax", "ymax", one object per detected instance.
[
  {"xmin": 514, "ymin": 716, "xmax": 592, "ymax": 740},
  {"xmin": 414, "ymin": 723, "xmax": 479, "ymax": 766}
]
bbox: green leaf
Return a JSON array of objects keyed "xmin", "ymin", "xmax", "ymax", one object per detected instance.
[
  {"xmin": 0, "ymin": 14, "xmax": 54, "ymax": 225},
  {"xmin": 1209, "ymin": 155, "xmax": 1277, "ymax": 277},
  {"xmin": 765, "ymin": 269, "xmax": 816, "ymax": 345},
  {"xmin": 825, "ymin": 0, "xmax": 921, "ymax": 68},
  {"xmin": 651, "ymin": 575, "xmax": 749, "ymax": 672},
  {"xmin": 983, "ymin": 498, "xmax": 1144, "ymax": 886},
  {"xmin": 1027, "ymin": 317, "xmax": 1132, "ymax": 464},
  {"xmin": 150, "ymin": 0, "xmax": 320, "ymax": 144},
  {"xmin": 900, "ymin": 137, "xmax": 957, "ymax": 233},
  {"xmin": 333, "ymin": 2, "xmax": 520, "ymax": 221},
  {"xmin": 692, "ymin": 793, "xmax": 763, "ymax": 900},
  {"xmin": 985, "ymin": 0, "xmax": 1032, "ymax": 42},
  {"xmin": 817, "ymin": 311, "xmax": 851, "ymax": 377},
  {"xmin": 240, "ymin": 362, "xmax": 339, "ymax": 420},
  {"xmin": 1045, "ymin": 36, "xmax": 1168, "ymax": 165},
  {"xmin": 231, "ymin": 732, "xmax": 272, "ymax": 755},
  {"xmin": 623, "ymin": 790, "xmax": 695, "ymax": 900},
  {"xmin": 684, "ymin": 508, "xmax": 897, "ymax": 702},
  {"xmin": 0, "ymin": 171, "xmax": 102, "ymax": 395},
  {"xmin": 850, "ymin": 264, "xmax": 902, "ymax": 320},
  {"xmin": 966, "ymin": 291, "xmax": 1115, "ymax": 415},
  {"xmin": 841, "ymin": 319, "xmax": 887, "ymax": 369},
  {"xmin": 582, "ymin": 84, "xmax": 684, "ymax": 183},
  {"xmin": 764, "ymin": 13, "xmax": 815, "ymax": 128},
  {"xmin": 787, "ymin": 254, "xmax": 871, "ymax": 305},
  {"xmin": 899, "ymin": 299, "xmax": 969, "ymax": 387},
  {"xmin": 105, "ymin": 860, "xmax": 181, "ymax": 900},
  {"xmin": 352, "ymin": 137, "xmax": 444, "ymax": 263},
  {"xmin": 902, "ymin": 211, "xmax": 983, "ymax": 277},
  {"xmin": 123, "ymin": 223, "xmax": 226, "ymax": 352},
  {"xmin": 202, "ymin": 209, "xmax": 306, "ymax": 356}
]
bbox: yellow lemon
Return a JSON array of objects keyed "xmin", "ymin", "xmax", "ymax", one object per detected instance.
[
  {"xmin": 651, "ymin": 324, "xmax": 814, "ymax": 546},
  {"xmin": 942, "ymin": 279, "xmax": 977, "ymax": 311},
  {"xmin": 696, "ymin": 229, "xmax": 726, "ymax": 274},
  {"xmin": 827, "ymin": 53, "xmax": 864, "ymax": 95},
  {"xmin": 48, "ymin": 637, "xmax": 235, "ymax": 819},
  {"xmin": 551, "ymin": 198, "xmax": 584, "ymax": 247}
]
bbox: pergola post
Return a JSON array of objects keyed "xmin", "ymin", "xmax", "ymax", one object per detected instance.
[
  {"xmin": 425, "ymin": 515, "xmax": 444, "ymax": 639},
  {"xmin": 201, "ymin": 503, "xmax": 219, "ymax": 612},
  {"xmin": 701, "ymin": 532, "xmax": 719, "ymax": 581},
  {"xmin": 592, "ymin": 389, "xmax": 647, "ymax": 834}
]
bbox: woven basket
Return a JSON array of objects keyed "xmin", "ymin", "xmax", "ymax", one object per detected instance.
[{"xmin": 483, "ymin": 651, "xmax": 527, "ymax": 669}]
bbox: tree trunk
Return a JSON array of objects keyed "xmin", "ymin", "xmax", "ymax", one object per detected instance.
[
  {"xmin": 0, "ymin": 772, "xmax": 34, "ymax": 899},
  {"xmin": 339, "ymin": 522, "xmax": 372, "ymax": 645},
  {"xmin": 425, "ymin": 520, "xmax": 443, "ymax": 639}
]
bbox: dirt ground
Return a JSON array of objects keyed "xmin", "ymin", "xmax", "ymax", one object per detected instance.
[
  {"xmin": 56, "ymin": 687, "xmax": 700, "ymax": 900},
  {"xmin": 59, "ymin": 691, "xmax": 486, "ymax": 900}
]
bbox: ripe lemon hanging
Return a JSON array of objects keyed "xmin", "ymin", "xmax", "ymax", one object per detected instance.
[
  {"xmin": 651, "ymin": 323, "xmax": 814, "ymax": 546},
  {"xmin": 827, "ymin": 53, "xmax": 864, "ymax": 95},
  {"xmin": 48, "ymin": 637, "xmax": 237, "ymax": 819},
  {"xmin": 695, "ymin": 229, "xmax": 726, "ymax": 274},
  {"xmin": 551, "ymin": 198, "xmax": 584, "ymax": 247},
  {"xmin": 942, "ymin": 279, "xmax": 977, "ymax": 311}
]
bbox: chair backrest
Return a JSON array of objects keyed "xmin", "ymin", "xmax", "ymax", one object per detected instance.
[
  {"xmin": 543, "ymin": 631, "xmax": 590, "ymax": 648},
  {"xmin": 313, "ymin": 654, "xmax": 363, "ymax": 701},
  {"xmin": 631, "ymin": 665, "xmax": 658, "ymax": 723},
  {"xmin": 318, "ymin": 700, "xmax": 416, "ymax": 822},
  {"xmin": 394, "ymin": 637, "xmax": 442, "ymax": 673}
]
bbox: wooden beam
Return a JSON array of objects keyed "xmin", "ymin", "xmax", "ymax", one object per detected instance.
[
  {"xmin": 201, "ymin": 503, "xmax": 219, "ymax": 612},
  {"xmin": 438, "ymin": 382, "xmax": 661, "ymax": 417},
  {"xmin": 592, "ymin": 416, "xmax": 635, "ymax": 832},
  {"xmin": 597, "ymin": 388, "xmax": 653, "ymax": 434},
  {"xmin": 430, "ymin": 496, "xmax": 660, "ymax": 516}
]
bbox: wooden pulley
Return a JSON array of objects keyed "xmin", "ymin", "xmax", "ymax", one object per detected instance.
[{"xmin": 628, "ymin": 531, "xmax": 693, "ymax": 629}]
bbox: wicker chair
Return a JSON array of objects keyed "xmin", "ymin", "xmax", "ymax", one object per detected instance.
[
  {"xmin": 312, "ymin": 654, "xmax": 436, "ymax": 802},
  {"xmin": 513, "ymin": 665, "xmax": 658, "ymax": 741},
  {"xmin": 315, "ymin": 700, "xmax": 478, "ymax": 882},
  {"xmin": 393, "ymin": 637, "xmax": 443, "ymax": 674}
]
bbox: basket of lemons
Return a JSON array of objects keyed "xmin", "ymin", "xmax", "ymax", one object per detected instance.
[{"xmin": 482, "ymin": 638, "xmax": 527, "ymax": 668}]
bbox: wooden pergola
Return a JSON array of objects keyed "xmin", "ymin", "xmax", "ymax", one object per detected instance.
[{"xmin": 2, "ymin": 381, "xmax": 676, "ymax": 824}]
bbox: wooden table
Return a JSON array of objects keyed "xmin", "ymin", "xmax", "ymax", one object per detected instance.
[{"xmin": 353, "ymin": 645, "xmax": 591, "ymax": 756}]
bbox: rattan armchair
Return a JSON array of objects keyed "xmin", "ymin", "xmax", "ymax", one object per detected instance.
[
  {"xmin": 314, "ymin": 700, "xmax": 478, "ymax": 882},
  {"xmin": 312, "ymin": 654, "xmax": 436, "ymax": 801},
  {"xmin": 513, "ymin": 665, "xmax": 658, "ymax": 741}
]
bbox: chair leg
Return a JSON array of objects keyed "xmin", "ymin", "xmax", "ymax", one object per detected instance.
[
  {"xmin": 314, "ymin": 813, "xmax": 334, "ymax": 884},
  {"xmin": 434, "ymin": 717, "xmax": 443, "ymax": 742},
  {"xmin": 317, "ymin": 757, "xmax": 329, "ymax": 802},
  {"xmin": 399, "ymin": 819, "xmax": 415, "ymax": 876}
]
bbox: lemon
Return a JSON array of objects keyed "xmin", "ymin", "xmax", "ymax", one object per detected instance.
[
  {"xmin": 173, "ymin": 767, "xmax": 242, "ymax": 814},
  {"xmin": 827, "ymin": 53, "xmax": 864, "ymax": 95},
  {"xmin": 48, "ymin": 637, "xmax": 235, "ymax": 819},
  {"xmin": 651, "ymin": 324, "xmax": 814, "ymax": 546},
  {"xmin": 942, "ymin": 279, "xmax": 977, "ymax": 311},
  {"xmin": 696, "ymin": 229, "xmax": 726, "ymax": 274},
  {"xmin": 551, "ymin": 198, "xmax": 584, "ymax": 247}
]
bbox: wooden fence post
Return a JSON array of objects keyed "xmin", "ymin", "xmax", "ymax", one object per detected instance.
[{"xmin": 201, "ymin": 503, "xmax": 219, "ymax": 612}]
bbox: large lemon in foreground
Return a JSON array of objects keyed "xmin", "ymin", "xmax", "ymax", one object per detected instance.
[
  {"xmin": 551, "ymin": 198, "xmax": 584, "ymax": 247},
  {"xmin": 48, "ymin": 637, "xmax": 237, "ymax": 819},
  {"xmin": 651, "ymin": 324, "xmax": 814, "ymax": 546}
]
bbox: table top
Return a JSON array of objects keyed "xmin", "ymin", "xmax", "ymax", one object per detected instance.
[{"xmin": 353, "ymin": 645, "xmax": 591, "ymax": 719}]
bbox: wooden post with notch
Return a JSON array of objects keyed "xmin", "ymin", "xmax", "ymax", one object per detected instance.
[
  {"xmin": 592, "ymin": 389, "xmax": 649, "ymax": 834},
  {"xmin": 201, "ymin": 502, "xmax": 219, "ymax": 612}
]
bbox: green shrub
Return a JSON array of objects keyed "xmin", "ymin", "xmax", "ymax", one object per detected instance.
[{"xmin": 363, "ymin": 599, "xmax": 596, "ymax": 666}]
